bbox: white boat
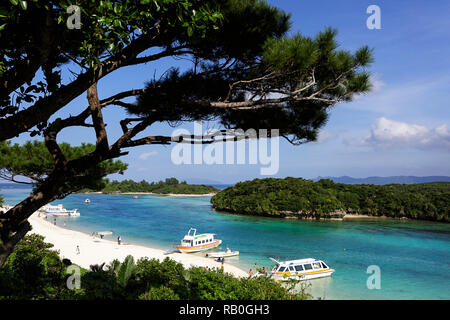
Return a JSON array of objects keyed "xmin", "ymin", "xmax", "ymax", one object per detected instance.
[
  {"xmin": 175, "ymin": 228, "xmax": 222, "ymax": 253},
  {"xmin": 97, "ymin": 231, "xmax": 113, "ymax": 236},
  {"xmin": 205, "ymin": 249, "xmax": 239, "ymax": 258},
  {"xmin": 85, "ymin": 199, "xmax": 91, "ymax": 203},
  {"xmin": 267, "ymin": 257, "xmax": 335, "ymax": 281},
  {"xmin": 42, "ymin": 204, "xmax": 80, "ymax": 217}
]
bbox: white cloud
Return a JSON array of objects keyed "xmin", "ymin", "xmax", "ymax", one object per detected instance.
[
  {"xmin": 315, "ymin": 130, "xmax": 338, "ymax": 143},
  {"xmin": 347, "ymin": 117, "xmax": 450, "ymax": 150},
  {"xmin": 370, "ymin": 76, "xmax": 386, "ymax": 93},
  {"xmin": 344, "ymin": 75, "xmax": 450, "ymax": 116},
  {"xmin": 138, "ymin": 151, "xmax": 158, "ymax": 160}
]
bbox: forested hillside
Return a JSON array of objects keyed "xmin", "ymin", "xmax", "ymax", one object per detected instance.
[
  {"xmin": 81, "ymin": 178, "xmax": 218, "ymax": 195},
  {"xmin": 211, "ymin": 178, "xmax": 450, "ymax": 222}
]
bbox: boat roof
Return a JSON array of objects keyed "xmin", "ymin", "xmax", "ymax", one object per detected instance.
[
  {"xmin": 277, "ymin": 258, "xmax": 322, "ymax": 265},
  {"xmin": 183, "ymin": 233, "xmax": 216, "ymax": 240}
]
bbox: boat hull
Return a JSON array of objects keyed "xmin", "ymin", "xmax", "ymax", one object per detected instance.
[
  {"xmin": 273, "ymin": 269, "xmax": 335, "ymax": 281},
  {"xmin": 176, "ymin": 240, "xmax": 222, "ymax": 253},
  {"xmin": 46, "ymin": 211, "xmax": 80, "ymax": 217},
  {"xmin": 205, "ymin": 251, "xmax": 239, "ymax": 258}
]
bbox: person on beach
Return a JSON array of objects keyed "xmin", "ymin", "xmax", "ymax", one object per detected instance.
[
  {"xmin": 76, "ymin": 245, "xmax": 80, "ymax": 255},
  {"xmin": 262, "ymin": 267, "xmax": 267, "ymax": 275},
  {"xmin": 221, "ymin": 258, "xmax": 224, "ymax": 271},
  {"xmin": 63, "ymin": 221, "xmax": 67, "ymax": 227},
  {"xmin": 249, "ymin": 269, "xmax": 254, "ymax": 277},
  {"xmin": 53, "ymin": 218, "xmax": 56, "ymax": 225},
  {"xmin": 117, "ymin": 236, "xmax": 121, "ymax": 245}
]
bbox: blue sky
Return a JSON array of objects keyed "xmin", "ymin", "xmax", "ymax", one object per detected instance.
[{"xmin": 11, "ymin": 0, "xmax": 450, "ymax": 184}]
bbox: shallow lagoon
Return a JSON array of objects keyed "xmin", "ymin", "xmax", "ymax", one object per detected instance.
[{"xmin": 2, "ymin": 186, "xmax": 449, "ymax": 299}]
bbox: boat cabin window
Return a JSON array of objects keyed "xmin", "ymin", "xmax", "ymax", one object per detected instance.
[
  {"xmin": 294, "ymin": 265, "xmax": 304, "ymax": 272},
  {"xmin": 304, "ymin": 264, "xmax": 313, "ymax": 270},
  {"xmin": 288, "ymin": 266, "xmax": 295, "ymax": 272},
  {"xmin": 278, "ymin": 266, "xmax": 286, "ymax": 272},
  {"xmin": 313, "ymin": 262, "xmax": 322, "ymax": 269},
  {"xmin": 321, "ymin": 262, "xmax": 328, "ymax": 269},
  {"xmin": 182, "ymin": 240, "xmax": 192, "ymax": 246}
]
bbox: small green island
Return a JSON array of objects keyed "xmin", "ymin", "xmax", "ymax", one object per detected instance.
[
  {"xmin": 80, "ymin": 178, "xmax": 218, "ymax": 195},
  {"xmin": 211, "ymin": 177, "xmax": 450, "ymax": 222}
]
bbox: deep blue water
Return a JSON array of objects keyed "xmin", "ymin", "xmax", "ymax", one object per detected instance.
[{"xmin": 2, "ymin": 186, "xmax": 450, "ymax": 300}]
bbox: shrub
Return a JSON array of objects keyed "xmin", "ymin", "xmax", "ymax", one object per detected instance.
[{"xmin": 139, "ymin": 286, "xmax": 180, "ymax": 300}]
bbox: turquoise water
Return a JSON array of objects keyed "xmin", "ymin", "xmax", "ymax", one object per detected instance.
[{"xmin": 2, "ymin": 186, "xmax": 450, "ymax": 300}]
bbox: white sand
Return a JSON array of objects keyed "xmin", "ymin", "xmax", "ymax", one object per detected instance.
[
  {"xmin": 27, "ymin": 212, "xmax": 247, "ymax": 277},
  {"xmin": 80, "ymin": 192, "xmax": 217, "ymax": 197}
]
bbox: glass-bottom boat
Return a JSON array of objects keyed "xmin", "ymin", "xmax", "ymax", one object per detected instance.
[
  {"xmin": 175, "ymin": 228, "xmax": 222, "ymax": 253},
  {"xmin": 42, "ymin": 204, "xmax": 80, "ymax": 217},
  {"xmin": 268, "ymin": 257, "xmax": 335, "ymax": 281}
]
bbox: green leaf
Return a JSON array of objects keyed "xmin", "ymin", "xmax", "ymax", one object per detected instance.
[
  {"xmin": 153, "ymin": 0, "xmax": 160, "ymax": 11},
  {"xmin": 19, "ymin": 0, "xmax": 27, "ymax": 10},
  {"xmin": 0, "ymin": 8, "xmax": 10, "ymax": 17}
]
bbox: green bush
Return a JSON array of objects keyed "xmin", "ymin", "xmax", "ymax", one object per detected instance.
[
  {"xmin": 135, "ymin": 257, "xmax": 189, "ymax": 298},
  {"xmin": 1, "ymin": 237, "xmax": 311, "ymax": 300},
  {"xmin": 187, "ymin": 267, "xmax": 309, "ymax": 300},
  {"xmin": 139, "ymin": 286, "xmax": 180, "ymax": 300},
  {"xmin": 0, "ymin": 234, "xmax": 68, "ymax": 299}
]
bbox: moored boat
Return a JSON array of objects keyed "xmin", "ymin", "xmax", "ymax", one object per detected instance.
[
  {"xmin": 175, "ymin": 228, "xmax": 222, "ymax": 253},
  {"xmin": 85, "ymin": 199, "xmax": 91, "ymax": 204},
  {"xmin": 205, "ymin": 248, "xmax": 239, "ymax": 258},
  {"xmin": 42, "ymin": 204, "xmax": 80, "ymax": 217},
  {"xmin": 267, "ymin": 257, "xmax": 335, "ymax": 281}
]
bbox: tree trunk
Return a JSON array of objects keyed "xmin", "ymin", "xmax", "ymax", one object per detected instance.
[
  {"xmin": 0, "ymin": 220, "xmax": 31, "ymax": 267},
  {"xmin": 0, "ymin": 184, "xmax": 61, "ymax": 267}
]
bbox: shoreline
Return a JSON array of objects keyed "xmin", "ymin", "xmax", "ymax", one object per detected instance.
[
  {"xmin": 213, "ymin": 207, "xmax": 404, "ymax": 221},
  {"xmin": 27, "ymin": 212, "xmax": 248, "ymax": 277},
  {"xmin": 79, "ymin": 192, "xmax": 216, "ymax": 197}
]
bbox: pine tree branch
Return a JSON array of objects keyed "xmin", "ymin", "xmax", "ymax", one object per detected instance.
[{"xmin": 87, "ymin": 83, "xmax": 109, "ymax": 154}]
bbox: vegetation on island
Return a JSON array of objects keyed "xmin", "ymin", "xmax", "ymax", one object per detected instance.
[
  {"xmin": 0, "ymin": 0, "xmax": 374, "ymax": 266},
  {"xmin": 81, "ymin": 178, "xmax": 218, "ymax": 195},
  {"xmin": 211, "ymin": 178, "xmax": 450, "ymax": 222},
  {"xmin": 0, "ymin": 235, "xmax": 309, "ymax": 300}
]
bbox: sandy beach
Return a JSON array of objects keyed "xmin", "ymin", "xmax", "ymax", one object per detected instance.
[
  {"xmin": 342, "ymin": 214, "xmax": 389, "ymax": 219},
  {"xmin": 27, "ymin": 212, "xmax": 247, "ymax": 277},
  {"xmin": 120, "ymin": 192, "xmax": 217, "ymax": 197},
  {"xmin": 80, "ymin": 192, "xmax": 217, "ymax": 197}
]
